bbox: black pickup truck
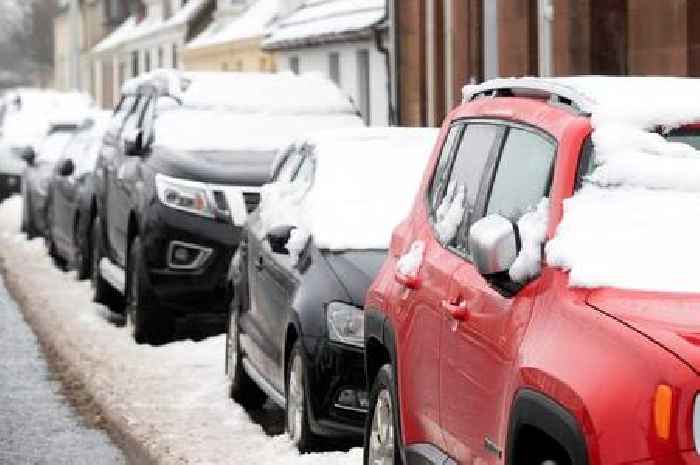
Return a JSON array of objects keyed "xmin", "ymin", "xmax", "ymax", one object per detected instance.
[{"xmin": 91, "ymin": 71, "xmax": 362, "ymax": 344}]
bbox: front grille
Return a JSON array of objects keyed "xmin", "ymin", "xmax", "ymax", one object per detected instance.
[{"xmin": 243, "ymin": 192, "xmax": 261, "ymax": 213}]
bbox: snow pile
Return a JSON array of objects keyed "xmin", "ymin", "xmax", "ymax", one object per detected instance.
[
  {"xmin": 396, "ymin": 241, "xmax": 425, "ymax": 277},
  {"xmin": 509, "ymin": 199, "xmax": 548, "ymax": 283},
  {"xmin": 434, "ymin": 182, "xmax": 466, "ymax": 244},
  {"xmin": 0, "ymin": 195, "xmax": 361, "ymax": 465},
  {"xmin": 541, "ymin": 77, "xmax": 700, "ymax": 293},
  {"xmin": 260, "ymin": 127, "xmax": 438, "ymax": 251},
  {"xmin": 264, "ymin": 0, "xmax": 385, "ymax": 48},
  {"xmin": 154, "ymin": 109, "xmax": 363, "ymax": 152}
]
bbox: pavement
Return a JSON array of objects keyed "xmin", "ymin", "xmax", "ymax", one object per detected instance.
[{"xmin": 0, "ymin": 274, "xmax": 126, "ymax": 465}]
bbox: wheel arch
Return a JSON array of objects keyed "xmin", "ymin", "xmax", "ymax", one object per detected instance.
[{"xmin": 506, "ymin": 389, "xmax": 589, "ymax": 465}]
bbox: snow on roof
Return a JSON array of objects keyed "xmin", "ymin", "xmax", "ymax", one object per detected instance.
[
  {"xmin": 186, "ymin": 0, "xmax": 280, "ymax": 49},
  {"xmin": 263, "ymin": 0, "xmax": 385, "ymax": 50},
  {"xmin": 93, "ymin": 0, "xmax": 208, "ymax": 54},
  {"xmin": 123, "ymin": 70, "xmax": 358, "ymax": 115},
  {"xmin": 260, "ymin": 127, "xmax": 440, "ymax": 250}
]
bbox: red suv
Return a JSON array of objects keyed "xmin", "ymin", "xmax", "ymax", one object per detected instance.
[{"xmin": 363, "ymin": 78, "xmax": 700, "ymax": 465}]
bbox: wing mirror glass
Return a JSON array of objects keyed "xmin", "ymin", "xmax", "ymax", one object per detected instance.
[
  {"xmin": 58, "ymin": 158, "xmax": 75, "ymax": 177},
  {"xmin": 124, "ymin": 128, "xmax": 144, "ymax": 156},
  {"xmin": 20, "ymin": 146, "xmax": 36, "ymax": 166},
  {"xmin": 265, "ymin": 225, "xmax": 295, "ymax": 255},
  {"xmin": 468, "ymin": 214, "xmax": 519, "ymax": 275}
]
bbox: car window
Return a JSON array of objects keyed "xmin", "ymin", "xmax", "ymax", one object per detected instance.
[
  {"xmin": 110, "ymin": 96, "xmax": 137, "ymax": 133},
  {"xmin": 292, "ymin": 155, "xmax": 315, "ymax": 187},
  {"xmin": 275, "ymin": 149, "xmax": 303, "ymax": 182},
  {"xmin": 428, "ymin": 124, "xmax": 463, "ymax": 212},
  {"xmin": 485, "ymin": 127, "xmax": 556, "ymax": 222},
  {"xmin": 121, "ymin": 96, "xmax": 146, "ymax": 139},
  {"xmin": 140, "ymin": 97, "xmax": 156, "ymax": 147},
  {"xmin": 432, "ymin": 123, "xmax": 501, "ymax": 248}
]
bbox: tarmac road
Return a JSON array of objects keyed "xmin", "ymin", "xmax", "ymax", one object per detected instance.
[{"xmin": 0, "ymin": 275, "xmax": 126, "ymax": 465}]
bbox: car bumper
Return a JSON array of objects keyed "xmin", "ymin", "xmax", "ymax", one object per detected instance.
[
  {"xmin": 142, "ymin": 203, "xmax": 242, "ymax": 316},
  {"xmin": 302, "ymin": 336, "xmax": 367, "ymax": 440}
]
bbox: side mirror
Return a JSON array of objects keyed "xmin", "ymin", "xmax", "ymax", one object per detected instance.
[
  {"xmin": 123, "ymin": 128, "xmax": 143, "ymax": 156},
  {"xmin": 21, "ymin": 147, "xmax": 36, "ymax": 166},
  {"xmin": 468, "ymin": 214, "xmax": 519, "ymax": 275},
  {"xmin": 58, "ymin": 158, "xmax": 75, "ymax": 177},
  {"xmin": 265, "ymin": 225, "xmax": 295, "ymax": 255}
]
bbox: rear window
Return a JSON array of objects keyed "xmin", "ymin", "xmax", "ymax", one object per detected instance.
[{"xmin": 665, "ymin": 127, "xmax": 700, "ymax": 150}]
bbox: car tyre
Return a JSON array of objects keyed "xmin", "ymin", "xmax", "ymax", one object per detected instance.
[
  {"xmin": 286, "ymin": 341, "xmax": 318, "ymax": 452},
  {"xmin": 90, "ymin": 217, "xmax": 124, "ymax": 312},
  {"xmin": 364, "ymin": 364, "xmax": 401, "ymax": 465},
  {"xmin": 226, "ymin": 302, "xmax": 267, "ymax": 409},
  {"xmin": 73, "ymin": 216, "xmax": 92, "ymax": 280},
  {"xmin": 126, "ymin": 236, "xmax": 174, "ymax": 345}
]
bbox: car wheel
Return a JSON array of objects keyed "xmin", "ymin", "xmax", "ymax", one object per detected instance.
[
  {"xmin": 90, "ymin": 218, "xmax": 124, "ymax": 312},
  {"xmin": 126, "ymin": 236, "xmax": 173, "ymax": 345},
  {"xmin": 73, "ymin": 218, "xmax": 91, "ymax": 280},
  {"xmin": 286, "ymin": 341, "xmax": 317, "ymax": 452},
  {"xmin": 226, "ymin": 303, "xmax": 267, "ymax": 409},
  {"xmin": 22, "ymin": 189, "xmax": 39, "ymax": 239},
  {"xmin": 364, "ymin": 364, "xmax": 401, "ymax": 465}
]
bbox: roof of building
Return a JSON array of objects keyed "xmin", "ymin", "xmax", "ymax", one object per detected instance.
[
  {"xmin": 262, "ymin": 0, "xmax": 385, "ymax": 50},
  {"xmin": 186, "ymin": 0, "xmax": 280, "ymax": 49},
  {"xmin": 93, "ymin": 0, "xmax": 209, "ymax": 54}
]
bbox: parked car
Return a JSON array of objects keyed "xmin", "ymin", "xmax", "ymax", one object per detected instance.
[
  {"xmin": 226, "ymin": 127, "xmax": 438, "ymax": 451},
  {"xmin": 45, "ymin": 112, "xmax": 111, "ymax": 277},
  {"xmin": 91, "ymin": 70, "xmax": 364, "ymax": 344},
  {"xmin": 21, "ymin": 119, "xmax": 87, "ymax": 238},
  {"xmin": 0, "ymin": 89, "xmax": 93, "ymax": 201},
  {"xmin": 363, "ymin": 77, "xmax": 700, "ymax": 465}
]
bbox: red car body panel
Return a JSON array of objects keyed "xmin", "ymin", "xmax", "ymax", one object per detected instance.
[{"xmin": 366, "ymin": 96, "xmax": 700, "ymax": 464}]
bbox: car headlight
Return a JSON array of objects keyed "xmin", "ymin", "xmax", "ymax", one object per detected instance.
[
  {"xmin": 327, "ymin": 302, "xmax": 364, "ymax": 348},
  {"xmin": 155, "ymin": 173, "xmax": 214, "ymax": 218},
  {"xmin": 694, "ymin": 394, "xmax": 700, "ymax": 453}
]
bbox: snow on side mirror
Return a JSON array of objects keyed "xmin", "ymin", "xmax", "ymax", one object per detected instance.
[{"xmin": 468, "ymin": 214, "xmax": 519, "ymax": 275}]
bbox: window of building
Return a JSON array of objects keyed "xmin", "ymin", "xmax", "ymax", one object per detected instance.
[
  {"xmin": 289, "ymin": 56, "xmax": 300, "ymax": 74},
  {"xmin": 144, "ymin": 50, "xmax": 151, "ymax": 72},
  {"xmin": 158, "ymin": 47, "xmax": 164, "ymax": 68},
  {"xmin": 236, "ymin": 60, "xmax": 243, "ymax": 71},
  {"xmin": 329, "ymin": 52, "xmax": 340, "ymax": 84},
  {"xmin": 259, "ymin": 57, "xmax": 267, "ymax": 71},
  {"xmin": 131, "ymin": 50, "xmax": 139, "ymax": 77},
  {"xmin": 356, "ymin": 49, "xmax": 371, "ymax": 125}
]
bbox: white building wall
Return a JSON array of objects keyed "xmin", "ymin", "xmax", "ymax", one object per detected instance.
[{"xmin": 275, "ymin": 39, "xmax": 390, "ymax": 126}]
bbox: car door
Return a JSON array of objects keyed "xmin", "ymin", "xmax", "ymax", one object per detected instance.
[
  {"xmin": 439, "ymin": 125, "xmax": 557, "ymax": 464},
  {"xmin": 242, "ymin": 147, "xmax": 305, "ymax": 393},
  {"xmin": 52, "ymin": 136, "xmax": 84, "ymax": 254},
  {"xmin": 106, "ymin": 95, "xmax": 147, "ymax": 266},
  {"xmin": 394, "ymin": 122, "xmax": 503, "ymax": 454}
]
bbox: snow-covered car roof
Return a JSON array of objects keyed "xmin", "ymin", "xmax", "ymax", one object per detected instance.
[
  {"xmin": 122, "ymin": 69, "xmax": 358, "ymax": 115},
  {"xmin": 260, "ymin": 127, "xmax": 440, "ymax": 251}
]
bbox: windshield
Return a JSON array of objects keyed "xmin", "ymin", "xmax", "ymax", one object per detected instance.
[{"xmin": 37, "ymin": 131, "xmax": 75, "ymax": 164}]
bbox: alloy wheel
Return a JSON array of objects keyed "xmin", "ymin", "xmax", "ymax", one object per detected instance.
[
  {"xmin": 368, "ymin": 388, "xmax": 395, "ymax": 465},
  {"xmin": 287, "ymin": 354, "xmax": 304, "ymax": 445}
]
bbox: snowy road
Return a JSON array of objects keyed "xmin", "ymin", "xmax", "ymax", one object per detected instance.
[
  {"xmin": 0, "ymin": 195, "xmax": 361, "ymax": 465},
  {"xmin": 0, "ymin": 274, "xmax": 126, "ymax": 465}
]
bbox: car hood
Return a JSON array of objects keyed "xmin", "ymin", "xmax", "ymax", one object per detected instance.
[
  {"xmin": 148, "ymin": 146, "xmax": 277, "ymax": 186},
  {"xmin": 322, "ymin": 250, "xmax": 388, "ymax": 307},
  {"xmin": 587, "ymin": 289, "xmax": 700, "ymax": 374}
]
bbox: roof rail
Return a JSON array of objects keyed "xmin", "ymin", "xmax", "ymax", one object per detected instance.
[{"xmin": 462, "ymin": 78, "xmax": 596, "ymax": 115}]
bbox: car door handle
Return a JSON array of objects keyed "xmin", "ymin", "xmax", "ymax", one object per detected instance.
[
  {"xmin": 255, "ymin": 256, "xmax": 264, "ymax": 271},
  {"xmin": 441, "ymin": 300, "xmax": 469, "ymax": 321}
]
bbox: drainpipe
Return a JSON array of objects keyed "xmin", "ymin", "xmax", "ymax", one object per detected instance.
[{"xmin": 373, "ymin": 0, "xmax": 397, "ymax": 126}]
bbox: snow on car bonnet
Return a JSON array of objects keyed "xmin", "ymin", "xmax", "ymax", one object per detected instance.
[
  {"xmin": 542, "ymin": 77, "xmax": 700, "ymax": 293},
  {"xmin": 260, "ymin": 128, "xmax": 439, "ymax": 251}
]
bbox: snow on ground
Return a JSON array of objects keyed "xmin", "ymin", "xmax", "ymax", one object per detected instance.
[{"xmin": 0, "ymin": 195, "xmax": 361, "ymax": 465}]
